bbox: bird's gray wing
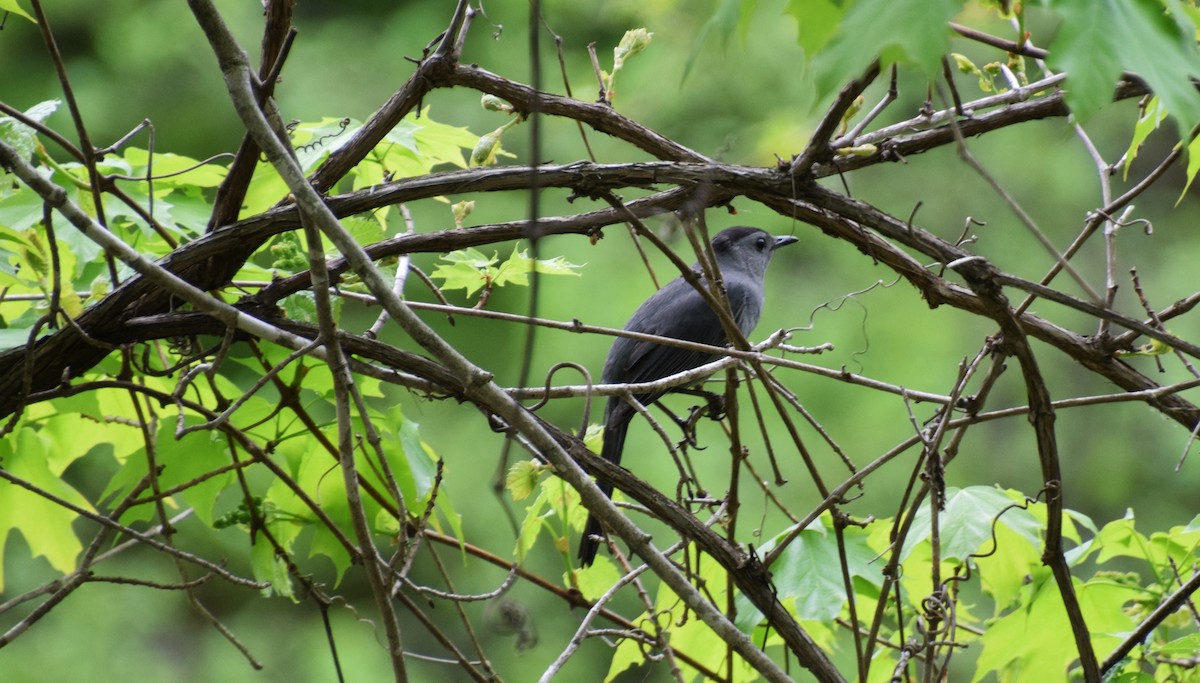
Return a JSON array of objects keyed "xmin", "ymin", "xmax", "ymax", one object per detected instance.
[{"xmin": 603, "ymin": 278, "xmax": 731, "ymax": 405}]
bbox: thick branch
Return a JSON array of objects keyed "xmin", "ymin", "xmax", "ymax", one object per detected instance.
[
  {"xmin": 948, "ymin": 257, "xmax": 1099, "ymax": 681},
  {"xmin": 4, "ymin": 158, "xmax": 1198, "ymax": 435}
]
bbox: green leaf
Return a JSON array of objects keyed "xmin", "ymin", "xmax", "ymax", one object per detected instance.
[
  {"xmin": 1050, "ymin": 0, "xmax": 1125, "ymax": 124},
  {"xmin": 682, "ymin": 0, "xmax": 744, "ymax": 83},
  {"xmin": 1049, "ymin": 0, "xmax": 1200, "ymax": 129},
  {"xmin": 307, "ymin": 515, "xmax": 352, "ymax": 585},
  {"xmin": 153, "ymin": 417, "xmax": 235, "ymax": 526},
  {"xmin": 1104, "ymin": 672, "xmax": 1152, "ymax": 681},
  {"xmin": 396, "ymin": 415, "xmax": 439, "ymax": 507},
  {"xmin": 1123, "ymin": 97, "xmax": 1168, "ymax": 179},
  {"xmin": 54, "ymin": 214, "xmax": 106, "ymax": 274},
  {"xmin": 812, "ymin": 0, "xmax": 963, "ymax": 99},
  {"xmin": 975, "ymin": 523, "xmax": 1042, "ymax": 613},
  {"xmin": 491, "ymin": 250, "xmax": 531, "ymax": 288},
  {"xmin": 291, "ymin": 117, "xmax": 357, "ymax": 171},
  {"xmin": 671, "ymin": 609, "xmax": 758, "ymax": 681},
  {"xmin": 1146, "ymin": 520, "xmax": 1200, "ymax": 569},
  {"xmin": 409, "ymin": 108, "xmax": 481, "ymax": 170},
  {"xmin": 430, "ymin": 484, "xmax": 465, "ymax": 557},
  {"xmin": 38, "ymin": 409, "xmax": 133, "ymax": 475},
  {"xmin": 605, "ymin": 634, "xmax": 645, "ymax": 682},
  {"xmin": 785, "ymin": 0, "xmax": 843, "ymax": 56},
  {"xmin": 1156, "ymin": 633, "xmax": 1200, "ymax": 656},
  {"xmin": 243, "ymin": 164, "xmax": 289, "ymax": 216},
  {"xmin": 505, "ymin": 460, "xmax": 543, "ymax": 502},
  {"xmin": 531, "ymin": 251, "xmax": 585, "ymax": 276},
  {"xmin": 516, "ymin": 475, "xmax": 579, "ymax": 562},
  {"xmin": 606, "ymin": 28, "xmax": 654, "ymax": 102},
  {"xmin": 1180, "ymin": 132, "xmax": 1200, "ymax": 202},
  {"xmin": 515, "ymin": 478, "xmax": 551, "ymax": 562},
  {"xmin": 0, "ymin": 185, "xmax": 47, "ymax": 233},
  {"xmin": 344, "ymin": 215, "xmax": 385, "ymax": 245},
  {"xmin": 975, "ymin": 567, "xmax": 1140, "ymax": 681},
  {"xmin": 647, "ymin": 555, "xmax": 763, "ymax": 680},
  {"xmin": 323, "ymin": 215, "xmax": 385, "ymax": 257},
  {"xmin": 583, "ymin": 423, "xmax": 603, "ymax": 454},
  {"xmin": 903, "ymin": 486, "xmax": 1041, "ymax": 561},
  {"xmin": 251, "ymin": 534, "xmax": 294, "ymax": 599},
  {"xmin": 756, "ymin": 515, "xmax": 878, "ymax": 621},
  {"xmin": 0, "ymin": 326, "xmax": 50, "ymax": 351},
  {"xmin": 375, "ymin": 506, "xmax": 401, "ymax": 535},
  {"xmin": 572, "ymin": 554, "xmax": 621, "ymax": 602},
  {"xmin": 1091, "ymin": 512, "xmax": 1150, "ymax": 564},
  {"xmin": 352, "ymin": 110, "xmax": 481, "ymax": 188},
  {"xmin": 1106, "ymin": 673, "xmax": 1157, "ymax": 683},
  {"xmin": 972, "ymin": 569, "xmax": 1069, "ymax": 680},
  {"xmin": 383, "ymin": 119, "xmax": 421, "ymax": 155},
  {"xmin": 1074, "ymin": 575, "xmax": 1141, "ymax": 654},
  {"xmin": 0, "ymin": 427, "xmax": 92, "ymax": 591},
  {"xmin": 613, "ymin": 28, "xmax": 654, "ymax": 72},
  {"xmin": 439, "ymin": 247, "xmax": 498, "ymax": 271},
  {"xmin": 431, "ymin": 248, "xmax": 495, "ymax": 295},
  {"xmin": 0, "ymin": 0, "xmax": 36, "ymax": 22},
  {"xmin": 0, "ymin": 100, "xmax": 59, "ymax": 160},
  {"xmin": 493, "ymin": 246, "xmax": 583, "ymax": 288},
  {"xmin": 278, "ymin": 438, "xmax": 353, "ymax": 582},
  {"xmin": 1186, "ymin": 513, "xmax": 1200, "ymax": 533},
  {"xmin": 282, "ymin": 290, "xmax": 343, "ymax": 324}
]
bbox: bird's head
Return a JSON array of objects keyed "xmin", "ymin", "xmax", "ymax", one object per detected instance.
[{"xmin": 710, "ymin": 226, "xmax": 798, "ymax": 280}]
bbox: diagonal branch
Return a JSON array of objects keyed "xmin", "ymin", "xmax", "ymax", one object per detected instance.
[
  {"xmin": 791, "ymin": 59, "xmax": 881, "ymax": 175},
  {"xmin": 1101, "ymin": 563, "xmax": 1200, "ymax": 674},
  {"xmin": 304, "ymin": 0, "xmax": 472, "ymax": 193},
  {"xmin": 947, "ymin": 255, "xmax": 1100, "ymax": 682},
  {"xmin": 206, "ymin": 0, "xmax": 296, "ymax": 230}
]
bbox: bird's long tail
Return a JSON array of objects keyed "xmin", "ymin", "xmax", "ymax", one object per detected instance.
[{"xmin": 577, "ymin": 416, "xmax": 628, "ymax": 566}]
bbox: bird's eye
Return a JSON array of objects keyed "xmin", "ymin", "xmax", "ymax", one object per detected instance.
[{"xmin": 756, "ymin": 236, "xmax": 767, "ymax": 251}]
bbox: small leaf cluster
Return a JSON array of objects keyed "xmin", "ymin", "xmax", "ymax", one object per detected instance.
[{"xmin": 432, "ymin": 245, "xmax": 583, "ymax": 298}]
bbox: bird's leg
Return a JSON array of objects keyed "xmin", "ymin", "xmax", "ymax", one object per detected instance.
[
  {"xmin": 654, "ymin": 389, "xmax": 727, "ymax": 452},
  {"xmin": 655, "ymin": 403, "xmax": 702, "ymax": 449},
  {"xmin": 673, "ymin": 387, "xmax": 727, "ymax": 421},
  {"xmin": 682, "ymin": 404, "xmax": 708, "ymax": 449}
]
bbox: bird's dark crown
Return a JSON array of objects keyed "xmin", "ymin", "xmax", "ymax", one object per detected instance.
[{"xmin": 710, "ymin": 226, "xmax": 764, "ymax": 252}]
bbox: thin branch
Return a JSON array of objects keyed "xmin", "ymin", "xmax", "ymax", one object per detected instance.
[
  {"xmin": 949, "ymin": 21, "xmax": 1048, "ymax": 59},
  {"xmin": 1101, "ymin": 566, "xmax": 1200, "ymax": 674}
]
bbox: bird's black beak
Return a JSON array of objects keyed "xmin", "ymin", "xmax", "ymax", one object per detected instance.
[{"xmin": 772, "ymin": 235, "xmax": 799, "ymax": 251}]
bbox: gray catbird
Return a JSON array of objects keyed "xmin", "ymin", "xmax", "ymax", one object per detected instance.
[{"xmin": 578, "ymin": 226, "xmax": 797, "ymax": 566}]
